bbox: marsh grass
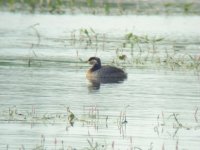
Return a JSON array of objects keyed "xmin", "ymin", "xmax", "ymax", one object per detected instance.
[
  {"xmin": 0, "ymin": 105, "xmax": 134, "ymax": 150},
  {"xmin": 1, "ymin": 105, "xmax": 200, "ymax": 149},
  {"xmin": 1, "ymin": 26, "xmax": 199, "ymax": 72},
  {"xmin": 1, "ymin": 0, "xmax": 200, "ymax": 15},
  {"xmin": 0, "ymin": 105, "xmax": 102, "ymax": 129},
  {"xmin": 154, "ymin": 109, "xmax": 200, "ymax": 139},
  {"xmin": 117, "ymin": 105, "xmax": 129, "ymax": 138},
  {"xmin": 86, "ymin": 137, "xmax": 107, "ymax": 150},
  {"xmin": 0, "ymin": 106, "xmax": 67, "ymax": 125}
]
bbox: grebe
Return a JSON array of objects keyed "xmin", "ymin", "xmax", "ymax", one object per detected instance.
[{"xmin": 86, "ymin": 57, "xmax": 127, "ymax": 80}]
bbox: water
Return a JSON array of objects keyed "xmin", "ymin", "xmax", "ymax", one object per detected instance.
[{"xmin": 0, "ymin": 12, "xmax": 200, "ymax": 149}]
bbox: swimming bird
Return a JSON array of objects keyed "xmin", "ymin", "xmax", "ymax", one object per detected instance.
[{"xmin": 86, "ymin": 57, "xmax": 127, "ymax": 80}]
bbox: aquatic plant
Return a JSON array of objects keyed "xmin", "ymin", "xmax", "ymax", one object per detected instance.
[
  {"xmin": 86, "ymin": 138, "xmax": 107, "ymax": 150},
  {"xmin": 8, "ymin": 0, "xmax": 15, "ymax": 11},
  {"xmin": 183, "ymin": 3, "xmax": 193, "ymax": 13},
  {"xmin": 1, "ymin": 25, "xmax": 199, "ymax": 72},
  {"xmin": 1, "ymin": 105, "xmax": 199, "ymax": 149},
  {"xmin": 0, "ymin": 0, "xmax": 200, "ymax": 15},
  {"xmin": 86, "ymin": 0, "xmax": 94, "ymax": 8},
  {"xmin": 69, "ymin": 0, "xmax": 75, "ymax": 7},
  {"xmin": 117, "ymin": 105, "xmax": 129, "ymax": 138},
  {"xmin": 26, "ymin": 23, "xmax": 41, "ymax": 67},
  {"xmin": 104, "ymin": 2, "xmax": 110, "ymax": 15},
  {"xmin": 80, "ymin": 28, "xmax": 92, "ymax": 45},
  {"xmin": 154, "ymin": 108, "xmax": 200, "ymax": 138},
  {"xmin": 164, "ymin": 2, "xmax": 175, "ymax": 8},
  {"xmin": 66, "ymin": 107, "xmax": 76, "ymax": 126}
]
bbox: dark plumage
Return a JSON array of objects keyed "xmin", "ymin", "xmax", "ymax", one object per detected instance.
[{"xmin": 86, "ymin": 57, "xmax": 127, "ymax": 79}]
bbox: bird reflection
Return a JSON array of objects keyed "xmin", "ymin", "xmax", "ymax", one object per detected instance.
[{"xmin": 87, "ymin": 76, "xmax": 127, "ymax": 91}]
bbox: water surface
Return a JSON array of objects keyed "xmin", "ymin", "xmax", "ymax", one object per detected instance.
[{"xmin": 0, "ymin": 12, "xmax": 200, "ymax": 149}]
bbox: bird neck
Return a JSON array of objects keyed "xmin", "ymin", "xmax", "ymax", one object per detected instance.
[{"xmin": 91, "ymin": 63, "xmax": 101, "ymax": 71}]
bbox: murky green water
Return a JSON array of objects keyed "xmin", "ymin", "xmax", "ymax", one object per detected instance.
[{"xmin": 0, "ymin": 12, "xmax": 200, "ymax": 149}]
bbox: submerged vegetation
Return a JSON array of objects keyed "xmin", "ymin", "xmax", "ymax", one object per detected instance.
[
  {"xmin": 77, "ymin": 29, "xmax": 200, "ymax": 71},
  {"xmin": 12, "ymin": 27, "xmax": 198, "ymax": 72},
  {"xmin": 1, "ymin": 105, "xmax": 200, "ymax": 149},
  {"xmin": 154, "ymin": 109, "xmax": 200, "ymax": 138},
  {"xmin": 0, "ymin": 25, "xmax": 199, "ymax": 72},
  {"xmin": 1, "ymin": 0, "xmax": 200, "ymax": 15}
]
